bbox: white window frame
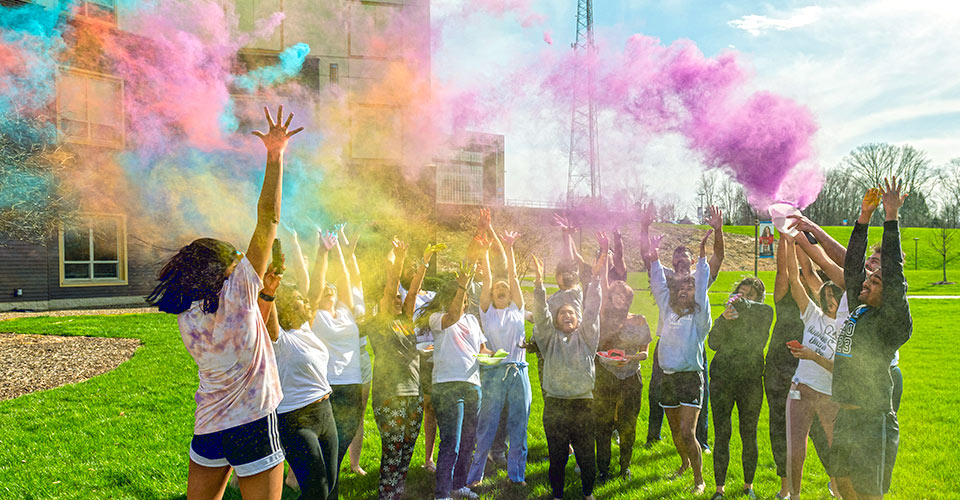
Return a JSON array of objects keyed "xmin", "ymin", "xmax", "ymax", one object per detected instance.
[
  {"xmin": 59, "ymin": 213, "xmax": 128, "ymax": 287},
  {"xmin": 436, "ymin": 163, "xmax": 484, "ymax": 206},
  {"xmin": 56, "ymin": 67, "xmax": 125, "ymax": 149}
]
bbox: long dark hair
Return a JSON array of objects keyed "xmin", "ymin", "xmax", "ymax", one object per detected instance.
[
  {"xmin": 414, "ymin": 277, "xmax": 462, "ymax": 330},
  {"xmin": 147, "ymin": 238, "xmax": 239, "ymax": 314},
  {"xmin": 668, "ymin": 275, "xmax": 700, "ymax": 317},
  {"xmin": 734, "ymin": 276, "xmax": 766, "ymax": 302}
]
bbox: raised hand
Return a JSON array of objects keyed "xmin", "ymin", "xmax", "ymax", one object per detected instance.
[
  {"xmin": 638, "ymin": 202, "xmax": 656, "ymax": 229},
  {"xmin": 320, "ymin": 231, "xmax": 338, "ymax": 252},
  {"xmin": 336, "ymin": 223, "xmax": 349, "ymax": 248},
  {"xmin": 707, "ymin": 205, "xmax": 723, "ymax": 231},
  {"xmin": 532, "ymin": 255, "xmax": 544, "ymax": 283},
  {"xmin": 650, "ymin": 233, "xmax": 666, "ymax": 251},
  {"xmin": 699, "ymin": 228, "xmax": 714, "ymax": 252},
  {"xmin": 251, "ymin": 105, "xmax": 304, "ymax": 154},
  {"xmin": 392, "ymin": 238, "xmax": 408, "ymax": 259},
  {"xmin": 880, "ymin": 176, "xmax": 908, "ymax": 220},
  {"xmin": 262, "ymin": 265, "xmax": 284, "ymax": 295},
  {"xmin": 596, "ymin": 231, "xmax": 609, "ymax": 253},
  {"xmin": 861, "ymin": 187, "xmax": 882, "ymax": 214},
  {"xmin": 424, "ymin": 243, "xmax": 446, "ymax": 264},
  {"xmin": 501, "ymin": 231, "xmax": 521, "ymax": 247},
  {"xmin": 786, "ymin": 214, "xmax": 818, "ymax": 234},
  {"xmin": 553, "ymin": 213, "xmax": 572, "ymax": 232},
  {"xmin": 477, "ymin": 208, "xmax": 492, "ymax": 233}
]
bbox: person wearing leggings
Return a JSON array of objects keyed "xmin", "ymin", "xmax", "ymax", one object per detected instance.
[
  {"xmin": 595, "ymin": 280, "xmax": 651, "ymax": 481},
  {"xmin": 707, "ymin": 277, "xmax": 772, "ymax": 500},
  {"xmin": 531, "ymin": 233, "xmax": 605, "ymax": 500}
]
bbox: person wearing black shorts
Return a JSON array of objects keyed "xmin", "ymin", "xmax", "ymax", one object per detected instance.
[{"xmin": 831, "ymin": 180, "xmax": 912, "ymax": 499}]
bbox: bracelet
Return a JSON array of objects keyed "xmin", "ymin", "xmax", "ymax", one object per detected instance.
[{"xmin": 259, "ymin": 291, "xmax": 276, "ymax": 302}]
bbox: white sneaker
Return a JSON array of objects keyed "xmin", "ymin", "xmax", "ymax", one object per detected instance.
[{"xmin": 451, "ymin": 486, "xmax": 480, "ymax": 499}]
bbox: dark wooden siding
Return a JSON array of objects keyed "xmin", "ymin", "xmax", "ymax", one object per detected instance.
[{"xmin": 0, "ymin": 239, "xmax": 50, "ymax": 302}]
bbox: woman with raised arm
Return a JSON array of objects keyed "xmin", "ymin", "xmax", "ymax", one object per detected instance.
[
  {"xmin": 148, "ymin": 106, "xmax": 301, "ymax": 500},
  {"xmin": 466, "ymin": 230, "xmax": 531, "ymax": 488},
  {"xmin": 258, "ymin": 256, "xmax": 339, "ymax": 500},
  {"xmin": 307, "ymin": 231, "xmax": 363, "ymax": 500},
  {"xmin": 643, "ymin": 228, "xmax": 712, "ymax": 495},
  {"xmin": 416, "ymin": 236, "xmax": 491, "ymax": 500},
  {"xmin": 706, "ymin": 277, "xmax": 772, "ymax": 500},
  {"xmin": 781, "ymin": 234, "xmax": 843, "ymax": 500},
  {"xmin": 366, "ymin": 238, "xmax": 426, "ymax": 499},
  {"xmin": 594, "ymin": 269, "xmax": 652, "ymax": 482},
  {"xmin": 532, "ymin": 232, "xmax": 606, "ymax": 500}
]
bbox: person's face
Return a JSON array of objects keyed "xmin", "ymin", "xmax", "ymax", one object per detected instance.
[
  {"xmin": 865, "ymin": 251, "xmax": 881, "ymax": 273},
  {"xmin": 737, "ymin": 284, "xmax": 760, "ymax": 302},
  {"xmin": 280, "ymin": 290, "xmax": 312, "ymax": 327},
  {"xmin": 822, "ymin": 286, "xmax": 840, "ymax": 317},
  {"xmin": 672, "ymin": 251, "xmax": 692, "ymax": 276},
  {"xmin": 555, "ymin": 304, "xmax": 579, "ymax": 333},
  {"xmin": 223, "ymin": 251, "xmax": 242, "ymax": 277},
  {"xmin": 319, "ymin": 285, "xmax": 337, "ymax": 311},
  {"xmin": 610, "ymin": 287, "xmax": 632, "ymax": 310},
  {"xmin": 676, "ymin": 280, "xmax": 695, "ymax": 308},
  {"xmin": 492, "ymin": 281, "xmax": 511, "ymax": 309},
  {"xmin": 859, "ymin": 271, "xmax": 883, "ymax": 307}
]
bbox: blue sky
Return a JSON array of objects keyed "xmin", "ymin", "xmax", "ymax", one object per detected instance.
[{"xmin": 432, "ymin": 0, "xmax": 960, "ymax": 209}]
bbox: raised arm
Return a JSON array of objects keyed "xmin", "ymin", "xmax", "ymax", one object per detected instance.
[
  {"xmin": 774, "ymin": 232, "xmax": 789, "ymax": 301},
  {"xmin": 706, "ymin": 205, "xmax": 724, "ymax": 281},
  {"xmin": 594, "ymin": 232, "xmax": 610, "ymax": 295},
  {"xmin": 332, "ymin": 235, "xmax": 354, "ymax": 312},
  {"xmin": 339, "ymin": 223, "xmax": 363, "ymax": 292},
  {"xmin": 693, "ymin": 256, "xmax": 713, "ymax": 339},
  {"xmin": 478, "ymin": 239, "xmax": 493, "ymax": 312},
  {"xmin": 788, "ymin": 214, "xmax": 847, "ymax": 268},
  {"xmin": 646, "ymin": 235, "xmax": 670, "ymax": 312},
  {"xmin": 480, "ymin": 209, "xmax": 507, "ymax": 278},
  {"xmin": 531, "ymin": 255, "xmax": 552, "ymax": 346},
  {"xmin": 580, "ymin": 278, "xmax": 603, "ymax": 351},
  {"xmin": 380, "ymin": 238, "xmax": 407, "ymax": 316},
  {"xmin": 403, "ymin": 244, "xmax": 441, "ymax": 319},
  {"xmin": 796, "ymin": 232, "xmax": 844, "ymax": 286},
  {"xmin": 308, "ymin": 232, "xmax": 337, "ymax": 309},
  {"xmin": 784, "ymin": 234, "xmax": 811, "ymax": 311},
  {"xmin": 280, "ymin": 222, "xmax": 309, "ymax": 292},
  {"xmin": 611, "ymin": 229, "xmax": 627, "ymax": 281},
  {"xmin": 259, "ymin": 267, "xmax": 283, "ymax": 342},
  {"xmin": 879, "ymin": 177, "xmax": 913, "ymax": 344},
  {"xmin": 844, "ymin": 187, "xmax": 880, "ymax": 305},
  {"xmin": 439, "ymin": 236, "xmax": 482, "ymax": 329},
  {"xmin": 796, "ymin": 243, "xmax": 824, "ymax": 304},
  {"xmin": 247, "ymin": 105, "xmax": 303, "ymax": 277},
  {"xmin": 501, "ymin": 231, "xmax": 524, "ymax": 309}
]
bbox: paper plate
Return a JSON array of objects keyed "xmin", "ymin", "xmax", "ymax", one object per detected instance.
[{"xmin": 416, "ymin": 342, "xmax": 434, "ymax": 352}]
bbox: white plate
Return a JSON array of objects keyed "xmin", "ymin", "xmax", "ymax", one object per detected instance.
[{"xmin": 416, "ymin": 342, "xmax": 434, "ymax": 352}]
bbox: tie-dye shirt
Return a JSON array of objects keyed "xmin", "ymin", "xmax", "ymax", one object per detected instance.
[{"xmin": 178, "ymin": 256, "xmax": 283, "ymax": 435}]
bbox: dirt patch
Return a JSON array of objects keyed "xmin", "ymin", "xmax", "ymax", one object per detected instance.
[
  {"xmin": 0, "ymin": 306, "xmax": 157, "ymax": 322},
  {"xmin": 0, "ymin": 329, "xmax": 143, "ymax": 401}
]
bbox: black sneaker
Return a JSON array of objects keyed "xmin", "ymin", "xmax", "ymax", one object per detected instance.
[
  {"xmin": 709, "ymin": 493, "xmax": 724, "ymax": 500},
  {"xmin": 742, "ymin": 488, "xmax": 758, "ymax": 499},
  {"xmin": 596, "ymin": 471, "xmax": 610, "ymax": 484}
]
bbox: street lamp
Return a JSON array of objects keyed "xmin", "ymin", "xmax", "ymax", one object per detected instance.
[{"xmin": 913, "ymin": 237, "xmax": 919, "ymax": 270}]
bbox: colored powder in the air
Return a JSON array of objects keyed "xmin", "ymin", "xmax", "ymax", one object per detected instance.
[{"xmin": 233, "ymin": 43, "xmax": 311, "ymax": 92}]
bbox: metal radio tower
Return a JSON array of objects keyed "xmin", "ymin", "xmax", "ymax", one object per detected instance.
[{"xmin": 566, "ymin": 0, "xmax": 600, "ymax": 201}]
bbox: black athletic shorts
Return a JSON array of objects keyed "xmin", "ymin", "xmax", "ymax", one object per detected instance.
[
  {"xmin": 830, "ymin": 408, "xmax": 899, "ymax": 495},
  {"xmin": 189, "ymin": 411, "xmax": 285, "ymax": 477},
  {"xmin": 659, "ymin": 370, "xmax": 704, "ymax": 409}
]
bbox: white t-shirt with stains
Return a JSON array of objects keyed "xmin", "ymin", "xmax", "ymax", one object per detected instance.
[
  {"xmin": 178, "ymin": 257, "xmax": 282, "ymax": 435},
  {"xmin": 793, "ymin": 301, "xmax": 839, "ymax": 395}
]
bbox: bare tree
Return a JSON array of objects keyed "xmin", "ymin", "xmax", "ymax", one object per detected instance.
[
  {"xmin": 938, "ymin": 158, "xmax": 960, "ymax": 227},
  {"xmin": 804, "ymin": 167, "xmax": 861, "ymax": 225},
  {"xmin": 929, "ymin": 223, "xmax": 958, "ymax": 284},
  {"xmin": 842, "ymin": 143, "xmax": 934, "ymax": 193},
  {"xmin": 696, "ymin": 170, "xmax": 718, "ymax": 219}
]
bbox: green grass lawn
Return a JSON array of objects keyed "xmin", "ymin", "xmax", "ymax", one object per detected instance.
[{"xmin": 1, "ymin": 300, "xmax": 958, "ymax": 499}]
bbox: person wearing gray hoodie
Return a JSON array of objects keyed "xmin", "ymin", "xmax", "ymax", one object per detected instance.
[{"xmin": 531, "ymin": 232, "xmax": 606, "ymax": 500}]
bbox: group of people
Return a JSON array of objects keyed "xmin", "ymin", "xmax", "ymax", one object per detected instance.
[{"xmin": 150, "ymin": 106, "xmax": 912, "ymax": 500}]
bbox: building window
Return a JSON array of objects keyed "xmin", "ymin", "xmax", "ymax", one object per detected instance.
[
  {"xmin": 74, "ymin": 0, "xmax": 118, "ymax": 24},
  {"xmin": 57, "ymin": 69, "xmax": 125, "ymax": 148},
  {"xmin": 59, "ymin": 215, "xmax": 128, "ymax": 286},
  {"xmin": 437, "ymin": 164, "xmax": 484, "ymax": 205},
  {"xmin": 329, "ymin": 63, "xmax": 339, "ymax": 84}
]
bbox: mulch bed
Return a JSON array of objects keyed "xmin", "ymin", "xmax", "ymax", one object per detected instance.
[{"xmin": 0, "ymin": 308, "xmax": 155, "ymax": 401}]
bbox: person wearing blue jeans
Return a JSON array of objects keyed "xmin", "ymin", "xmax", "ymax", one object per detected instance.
[
  {"xmin": 417, "ymin": 242, "xmax": 491, "ymax": 500},
  {"xmin": 467, "ymin": 229, "xmax": 531, "ymax": 487}
]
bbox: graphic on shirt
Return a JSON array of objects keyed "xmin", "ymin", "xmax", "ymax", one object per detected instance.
[{"xmin": 835, "ymin": 305, "xmax": 866, "ymax": 358}]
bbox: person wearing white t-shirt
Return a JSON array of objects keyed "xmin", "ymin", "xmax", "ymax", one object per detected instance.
[
  {"xmin": 466, "ymin": 230, "xmax": 531, "ymax": 488},
  {"xmin": 416, "ymin": 236, "xmax": 492, "ymax": 500},
  {"xmin": 783, "ymin": 236, "xmax": 843, "ymax": 500},
  {"xmin": 308, "ymin": 231, "xmax": 364, "ymax": 500},
  {"xmin": 147, "ymin": 106, "xmax": 302, "ymax": 499}
]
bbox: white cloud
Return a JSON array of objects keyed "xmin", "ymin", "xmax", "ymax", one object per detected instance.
[{"xmin": 728, "ymin": 6, "xmax": 822, "ymax": 36}]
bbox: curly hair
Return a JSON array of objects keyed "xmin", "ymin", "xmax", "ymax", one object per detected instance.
[
  {"xmin": 668, "ymin": 274, "xmax": 700, "ymax": 317},
  {"xmin": 147, "ymin": 238, "xmax": 238, "ymax": 315},
  {"xmin": 734, "ymin": 276, "xmax": 766, "ymax": 302}
]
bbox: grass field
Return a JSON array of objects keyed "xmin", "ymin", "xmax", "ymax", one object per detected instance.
[{"xmin": 2, "ymin": 293, "xmax": 958, "ymax": 499}]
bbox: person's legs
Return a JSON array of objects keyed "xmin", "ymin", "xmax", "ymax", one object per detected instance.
[
  {"xmin": 593, "ymin": 368, "xmax": 619, "ymax": 478},
  {"xmin": 186, "ymin": 461, "xmax": 232, "ymax": 500},
  {"xmin": 348, "ymin": 382, "xmax": 370, "ymax": 475},
  {"xmin": 504, "ymin": 365, "xmax": 532, "ymax": 483},
  {"xmin": 452, "ymin": 384, "xmax": 482, "ymax": 491},
  {"xmin": 765, "ymin": 373, "xmax": 792, "ymax": 497},
  {"xmin": 678, "ymin": 404, "xmax": 705, "ymax": 492},
  {"xmin": 739, "ymin": 378, "xmax": 764, "ymax": 490},
  {"xmin": 236, "ymin": 464, "xmax": 284, "ymax": 500},
  {"xmin": 664, "ymin": 407, "xmax": 691, "ymax": 474},
  {"xmin": 697, "ymin": 352, "xmax": 710, "ymax": 451},
  {"xmin": 571, "ymin": 399, "xmax": 598, "ymax": 498},
  {"xmin": 646, "ymin": 344, "xmax": 665, "ymax": 444},
  {"xmin": 809, "ymin": 413, "xmax": 833, "ymax": 477},
  {"xmin": 616, "ymin": 374, "xmax": 644, "ymax": 475},
  {"xmin": 278, "ymin": 400, "xmax": 339, "ymax": 500},
  {"xmin": 423, "ymin": 393, "xmax": 438, "ymax": 470},
  {"xmin": 710, "ymin": 376, "xmax": 735, "ymax": 492},
  {"xmin": 328, "ymin": 384, "xmax": 363, "ymax": 500},
  {"xmin": 543, "ymin": 397, "xmax": 571, "ymax": 499},
  {"xmin": 489, "ymin": 410, "xmax": 509, "ymax": 466},
  {"xmin": 433, "ymin": 382, "xmax": 466, "ymax": 498},
  {"xmin": 375, "ymin": 395, "xmax": 423, "ymax": 500},
  {"xmin": 398, "ymin": 396, "xmax": 425, "ymax": 485},
  {"xmin": 467, "ymin": 368, "xmax": 507, "ymax": 485},
  {"xmin": 786, "ymin": 384, "xmax": 819, "ymax": 498}
]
